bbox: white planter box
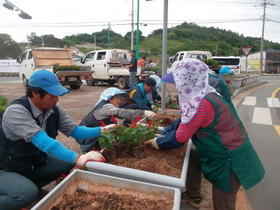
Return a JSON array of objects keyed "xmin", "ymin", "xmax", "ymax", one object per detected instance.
[
  {"xmin": 31, "ymin": 170, "xmax": 181, "ymax": 210},
  {"xmin": 86, "ymin": 140, "xmax": 192, "ymax": 190}
]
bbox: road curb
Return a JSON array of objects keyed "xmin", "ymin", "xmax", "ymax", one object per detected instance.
[{"xmin": 232, "ymin": 81, "xmax": 268, "ymax": 98}]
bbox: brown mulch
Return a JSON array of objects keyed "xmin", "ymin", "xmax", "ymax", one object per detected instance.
[{"xmin": 50, "ymin": 188, "xmax": 174, "ymax": 210}]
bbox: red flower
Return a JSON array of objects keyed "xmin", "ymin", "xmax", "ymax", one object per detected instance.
[
  {"xmin": 148, "ymin": 121, "xmax": 153, "ymax": 126},
  {"xmin": 111, "ymin": 116, "xmax": 118, "ymax": 123},
  {"xmin": 135, "ymin": 116, "xmax": 141, "ymax": 122},
  {"xmin": 100, "ymin": 121, "xmax": 107, "ymax": 127}
]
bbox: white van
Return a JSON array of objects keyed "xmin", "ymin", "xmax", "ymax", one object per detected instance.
[{"xmin": 167, "ymin": 51, "xmax": 212, "ymax": 73}]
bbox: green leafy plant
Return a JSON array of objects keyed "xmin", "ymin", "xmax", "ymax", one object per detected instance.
[
  {"xmin": 166, "ymin": 92, "xmax": 179, "ymax": 110},
  {"xmin": 204, "ymin": 59, "xmax": 219, "ymax": 66},
  {"xmin": 147, "ymin": 66, "xmax": 159, "ymax": 72},
  {"xmin": 98, "ymin": 116, "xmax": 159, "ymax": 149},
  {"xmin": 222, "ymin": 73, "xmax": 235, "ymax": 76},
  {"xmin": 151, "ymin": 104, "xmax": 160, "ymax": 113},
  {"xmin": 0, "ymin": 96, "xmax": 8, "ymax": 115},
  {"xmin": 52, "ymin": 63, "xmax": 85, "ymax": 73}
]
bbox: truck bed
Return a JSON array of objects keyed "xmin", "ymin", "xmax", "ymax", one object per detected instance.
[{"xmin": 55, "ymin": 70, "xmax": 93, "ymax": 77}]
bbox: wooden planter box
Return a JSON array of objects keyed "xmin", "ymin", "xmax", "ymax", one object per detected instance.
[{"xmin": 31, "ymin": 170, "xmax": 181, "ymax": 210}]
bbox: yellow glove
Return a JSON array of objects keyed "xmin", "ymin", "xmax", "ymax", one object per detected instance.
[
  {"xmin": 144, "ymin": 110, "xmax": 158, "ymax": 118},
  {"xmin": 144, "ymin": 137, "xmax": 160, "ymax": 150}
]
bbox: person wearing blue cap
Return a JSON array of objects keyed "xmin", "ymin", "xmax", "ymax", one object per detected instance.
[
  {"xmin": 0, "ymin": 69, "xmax": 115, "ymax": 210},
  {"xmin": 78, "ymin": 87, "xmax": 157, "ymax": 152},
  {"xmin": 147, "ymin": 74, "xmax": 162, "ymax": 104},
  {"xmin": 126, "ymin": 50, "xmax": 138, "ymax": 89},
  {"xmin": 121, "ymin": 77, "xmax": 157, "ymax": 111},
  {"xmin": 145, "ymin": 58, "xmax": 264, "ymax": 210}
]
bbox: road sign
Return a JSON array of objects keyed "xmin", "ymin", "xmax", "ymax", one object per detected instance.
[{"xmin": 240, "ymin": 46, "xmax": 253, "ymax": 57}]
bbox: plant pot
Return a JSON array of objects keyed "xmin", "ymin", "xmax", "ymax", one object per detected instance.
[
  {"xmin": 31, "ymin": 170, "xmax": 181, "ymax": 210},
  {"xmin": 86, "ymin": 140, "xmax": 193, "ymax": 190}
]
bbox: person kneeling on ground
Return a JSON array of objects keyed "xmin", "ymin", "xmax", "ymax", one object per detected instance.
[
  {"xmin": 78, "ymin": 87, "xmax": 158, "ymax": 153},
  {"xmin": 121, "ymin": 77, "xmax": 158, "ymax": 111},
  {"xmin": 146, "ymin": 74, "xmax": 162, "ymax": 105},
  {"xmin": 0, "ymin": 70, "xmax": 114, "ymax": 210},
  {"xmin": 145, "ymin": 58, "xmax": 265, "ymax": 210}
]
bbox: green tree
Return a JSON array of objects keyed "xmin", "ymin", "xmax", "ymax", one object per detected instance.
[{"xmin": 0, "ymin": 34, "xmax": 22, "ymax": 59}]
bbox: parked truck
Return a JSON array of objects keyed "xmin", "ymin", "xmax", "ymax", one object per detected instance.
[
  {"xmin": 167, "ymin": 50, "xmax": 212, "ymax": 73},
  {"xmin": 76, "ymin": 49, "xmax": 155, "ymax": 89},
  {"xmin": 17, "ymin": 47, "xmax": 93, "ymax": 89}
]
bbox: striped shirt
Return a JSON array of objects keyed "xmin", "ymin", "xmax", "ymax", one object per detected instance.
[
  {"xmin": 176, "ymin": 94, "xmax": 245, "ymax": 151},
  {"xmin": 2, "ymin": 98, "xmax": 76, "ymax": 142}
]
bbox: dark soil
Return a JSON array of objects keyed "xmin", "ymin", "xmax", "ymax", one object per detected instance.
[
  {"xmin": 101, "ymin": 112, "xmax": 185, "ymax": 178},
  {"xmin": 102, "ymin": 144, "xmax": 187, "ymax": 178},
  {"xmin": 51, "ymin": 188, "xmax": 174, "ymax": 210},
  {"xmin": 144, "ymin": 112, "xmax": 180, "ymax": 127}
]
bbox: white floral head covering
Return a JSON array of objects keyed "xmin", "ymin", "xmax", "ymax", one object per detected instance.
[
  {"xmin": 171, "ymin": 58, "xmax": 219, "ymax": 124},
  {"xmin": 149, "ymin": 74, "xmax": 162, "ymax": 89},
  {"xmin": 95, "ymin": 87, "xmax": 126, "ymax": 107}
]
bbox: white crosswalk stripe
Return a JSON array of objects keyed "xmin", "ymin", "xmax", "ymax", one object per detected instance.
[
  {"xmin": 242, "ymin": 96, "xmax": 256, "ymax": 106},
  {"xmin": 252, "ymin": 107, "xmax": 272, "ymax": 125},
  {"xmin": 241, "ymin": 96, "xmax": 279, "ymax": 125},
  {"xmin": 267, "ymin": 98, "xmax": 280, "ymax": 107}
]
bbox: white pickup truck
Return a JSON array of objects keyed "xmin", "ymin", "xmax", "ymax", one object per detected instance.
[
  {"xmin": 167, "ymin": 50, "xmax": 212, "ymax": 73},
  {"xmin": 17, "ymin": 47, "xmax": 93, "ymax": 89},
  {"xmin": 76, "ymin": 49, "xmax": 154, "ymax": 89}
]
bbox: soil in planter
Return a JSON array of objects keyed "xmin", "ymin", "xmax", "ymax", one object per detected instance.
[
  {"xmin": 51, "ymin": 188, "xmax": 174, "ymax": 210},
  {"xmin": 102, "ymin": 143, "xmax": 188, "ymax": 178},
  {"xmin": 101, "ymin": 112, "xmax": 185, "ymax": 178},
  {"xmin": 143, "ymin": 112, "xmax": 180, "ymax": 127}
]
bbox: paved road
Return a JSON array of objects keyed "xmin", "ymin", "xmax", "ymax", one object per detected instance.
[{"xmin": 237, "ymin": 81, "xmax": 280, "ymax": 210}]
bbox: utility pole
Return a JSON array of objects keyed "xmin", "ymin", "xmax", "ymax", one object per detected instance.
[
  {"xmin": 258, "ymin": 0, "xmax": 275, "ymax": 75},
  {"xmin": 108, "ymin": 22, "xmax": 111, "ymax": 49},
  {"xmin": 131, "ymin": 0, "xmax": 134, "ymax": 51},
  {"xmin": 136, "ymin": 0, "xmax": 140, "ymax": 60},
  {"xmin": 41, "ymin": 36, "xmax": 44, "ymax": 47},
  {"xmin": 215, "ymin": 44, "xmax": 218, "ymax": 56},
  {"xmin": 94, "ymin": 35, "xmax": 96, "ymax": 51}
]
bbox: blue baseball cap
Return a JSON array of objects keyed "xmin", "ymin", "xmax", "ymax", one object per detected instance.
[
  {"xmin": 28, "ymin": 70, "xmax": 70, "ymax": 96},
  {"xmin": 162, "ymin": 72, "xmax": 175, "ymax": 83}
]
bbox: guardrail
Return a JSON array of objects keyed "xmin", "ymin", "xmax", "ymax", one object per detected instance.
[{"xmin": 222, "ymin": 74, "xmax": 260, "ymax": 89}]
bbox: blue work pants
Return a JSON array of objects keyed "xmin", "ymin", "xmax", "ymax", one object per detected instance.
[
  {"xmin": 129, "ymin": 71, "xmax": 137, "ymax": 89},
  {"xmin": 0, "ymin": 155, "xmax": 74, "ymax": 210}
]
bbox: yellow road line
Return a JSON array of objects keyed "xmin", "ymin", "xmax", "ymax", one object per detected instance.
[
  {"xmin": 271, "ymin": 88, "xmax": 280, "ymax": 135},
  {"xmin": 271, "ymin": 88, "xmax": 280, "ymax": 98},
  {"xmin": 274, "ymin": 125, "xmax": 280, "ymax": 135}
]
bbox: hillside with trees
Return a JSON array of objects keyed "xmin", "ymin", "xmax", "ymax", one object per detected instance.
[{"xmin": 1, "ymin": 22, "xmax": 280, "ymax": 60}]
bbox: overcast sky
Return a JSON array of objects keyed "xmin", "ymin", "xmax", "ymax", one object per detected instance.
[{"xmin": 1, "ymin": 0, "xmax": 279, "ymax": 45}]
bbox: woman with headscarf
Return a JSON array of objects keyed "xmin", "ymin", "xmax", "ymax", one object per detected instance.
[
  {"xmin": 77, "ymin": 87, "xmax": 157, "ymax": 152},
  {"xmin": 145, "ymin": 58, "xmax": 265, "ymax": 210}
]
